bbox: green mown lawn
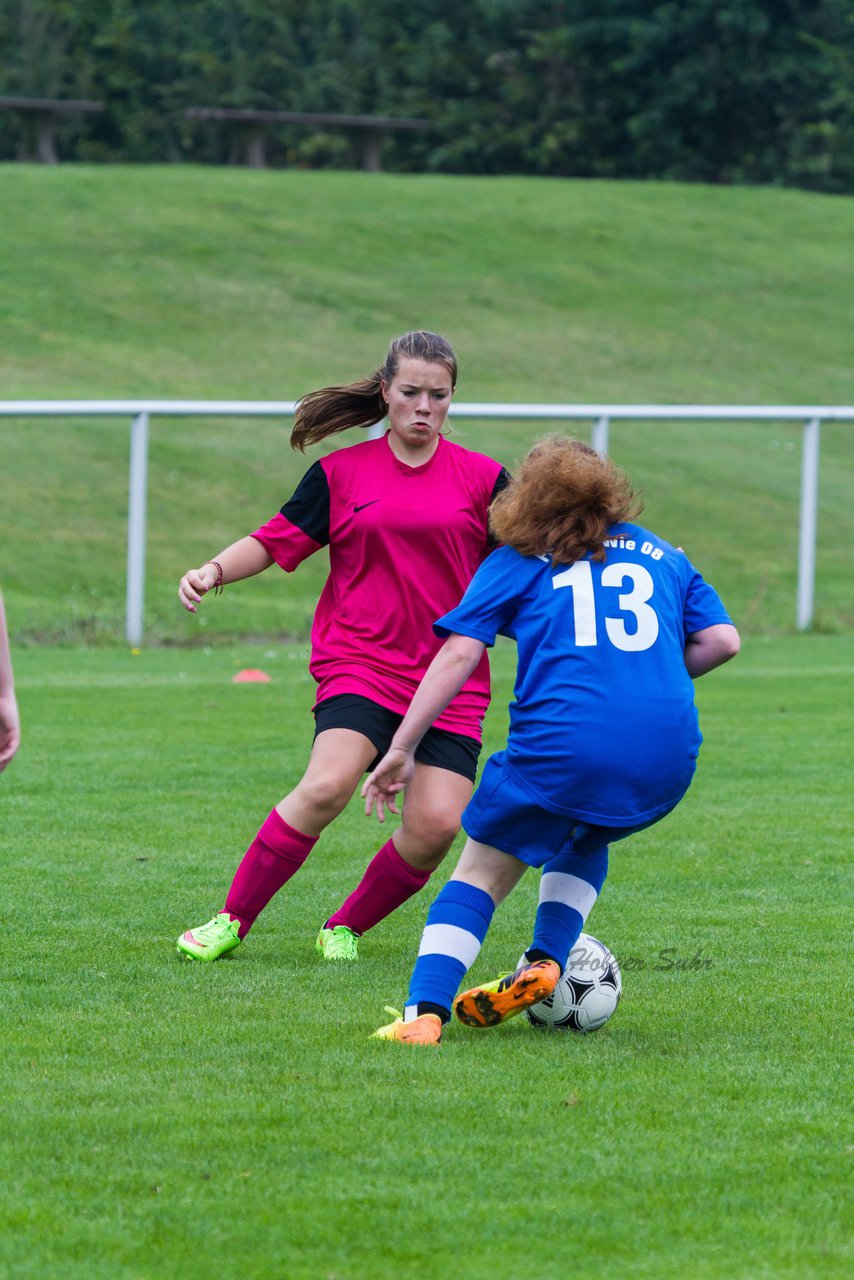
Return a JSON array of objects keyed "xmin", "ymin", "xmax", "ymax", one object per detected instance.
[
  {"xmin": 1, "ymin": 166, "xmax": 853, "ymax": 639},
  {"xmin": 1, "ymin": 635, "xmax": 850, "ymax": 1279}
]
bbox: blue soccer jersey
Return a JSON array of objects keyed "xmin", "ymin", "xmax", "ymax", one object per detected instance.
[{"xmin": 434, "ymin": 525, "xmax": 732, "ymax": 827}]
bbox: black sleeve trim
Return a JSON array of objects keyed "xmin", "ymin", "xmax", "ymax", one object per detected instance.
[
  {"xmin": 280, "ymin": 460, "xmax": 331, "ymax": 547},
  {"xmin": 486, "ymin": 466, "xmax": 512, "ymax": 549},
  {"xmin": 489, "ymin": 466, "xmax": 512, "ymax": 503}
]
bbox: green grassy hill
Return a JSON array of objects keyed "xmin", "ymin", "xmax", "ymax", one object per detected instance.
[{"xmin": 1, "ymin": 165, "xmax": 852, "ymax": 640}]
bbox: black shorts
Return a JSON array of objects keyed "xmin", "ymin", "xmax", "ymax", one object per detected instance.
[{"xmin": 313, "ymin": 693, "xmax": 480, "ymax": 783}]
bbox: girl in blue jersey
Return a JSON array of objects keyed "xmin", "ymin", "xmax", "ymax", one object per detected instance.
[{"xmin": 362, "ymin": 436, "xmax": 740, "ymax": 1045}]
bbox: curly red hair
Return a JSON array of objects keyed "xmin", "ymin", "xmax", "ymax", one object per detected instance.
[{"xmin": 489, "ymin": 436, "xmax": 641, "ymax": 564}]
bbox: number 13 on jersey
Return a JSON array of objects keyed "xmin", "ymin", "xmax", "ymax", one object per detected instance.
[{"xmin": 553, "ymin": 561, "xmax": 660, "ymax": 652}]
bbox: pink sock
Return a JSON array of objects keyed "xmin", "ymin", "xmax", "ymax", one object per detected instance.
[
  {"xmin": 224, "ymin": 809, "xmax": 317, "ymax": 937},
  {"xmin": 325, "ymin": 838, "xmax": 431, "ymax": 935}
]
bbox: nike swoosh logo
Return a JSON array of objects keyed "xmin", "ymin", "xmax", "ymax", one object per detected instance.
[{"xmin": 353, "ymin": 500, "xmax": 380, "ymax": 513}]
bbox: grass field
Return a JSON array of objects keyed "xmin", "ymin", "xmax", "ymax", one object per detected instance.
[
  {"xmin": 1, "ymin": 166, "xmax": 853, "ymax": 640},
  {"xmin": 2, "ymin": 634, "xmax": 851, "ymax": 1279},
  {"xmin": 1, "ymin": 166, "xmax": 852, "ymax": 1277}
]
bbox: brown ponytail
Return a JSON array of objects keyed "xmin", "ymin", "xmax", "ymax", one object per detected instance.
[{"xmin": 290, "ymin": 330, "xmax": 458, "ymax": 452}]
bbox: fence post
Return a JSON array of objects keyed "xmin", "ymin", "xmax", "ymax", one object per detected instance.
[
  {"xmin": 126, "ymin": 411, "xmax": 149, "ymax": 645},
  {"xmin": 796, "ymin": 416, "xmax": 821, "ymax": 632},
  {"xmin": 592, "ymin": 414, "xmax": 610, "ymax": 455}
]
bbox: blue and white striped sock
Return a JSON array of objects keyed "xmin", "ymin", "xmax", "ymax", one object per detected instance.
[
  {"xmin": 404, "ymin": 880, "xmax": 495, "ymax": 1021},
  {"xmin": 528, "ymin": 844, "xmax": 609, "ymax": 972}
]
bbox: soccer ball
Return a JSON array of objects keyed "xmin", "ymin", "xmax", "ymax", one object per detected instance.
[{"xmin": 525, "ymin": 933, "xmax": 622, "ymax": 1033}]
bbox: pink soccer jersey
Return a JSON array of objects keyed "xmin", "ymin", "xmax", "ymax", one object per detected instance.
[{"xmin": 251, "ymin": 432, "xmax": 509, "ymax": 740}]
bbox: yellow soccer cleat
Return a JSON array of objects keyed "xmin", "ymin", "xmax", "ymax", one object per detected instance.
[
  {"xmin": 315, "ymin": 924, "xmax": 360, "ymax": 962},
  {"xmin": 176, "ymin": 912, "xmax": 241, "ymax": 962},
  {"xmin": 371, "ymin": 1007, "xmax": 443, "ymax": 1045}
]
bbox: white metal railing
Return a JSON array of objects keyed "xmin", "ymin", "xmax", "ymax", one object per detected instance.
[{"xmin": 2, "ymin": 400, "xmax": 852, "ymax": 643}]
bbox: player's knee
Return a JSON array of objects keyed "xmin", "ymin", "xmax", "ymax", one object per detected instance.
[
  {"xmin": 405, "ymin": 847, "xmax": 448, "ymax": 873},
  {"xmin": 294, "ymin": 770, "xmax": 353, "ymax": 821},
  {"xmin": 402, "ymin": 811, "xmax": 459, "ymax": 857}
]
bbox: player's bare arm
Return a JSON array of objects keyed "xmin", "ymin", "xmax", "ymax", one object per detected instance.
[
  {"xmin": 0, "ymin": 590, "xmax": 20, "ymax": 772},
  {"xmin": 178, "ymin": 536, "xmax": 275, "ymax": 612},
  {"xmin": 362, "ymin": 632, "xmax": 486, "ymax": 821},
  {"xmin": 683, "ymin": 623, "xmax": 741, "ymax": 678}
]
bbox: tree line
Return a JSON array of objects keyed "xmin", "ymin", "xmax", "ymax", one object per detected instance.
[{"xmin": 2, "ymin": 0, "xmax": 853, "ymax": 192}]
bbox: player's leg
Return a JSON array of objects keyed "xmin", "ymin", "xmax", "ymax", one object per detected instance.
[
  {"xmin": 523, "ymin": 815, "xmax": 668, "ymax": 972},
  {"xmin": 325, "ymin": 763, "xmax": 472, "ymax": 929},
  {"xmin": 373, "ymin": 838, "xmax": 526, "ymax": 1044},
  {"xmin": 523, "ymin": 827, "xmax": 611, "ymax": 973},
  {"xmin": 177, "ymin": 728, "xmax": 375, "ymax": 961},
  {"xmin": 442, "ymin": 754, "xmax": 568, "ymax": 1026},
  {"xmin": 320, "ymin": 727, "xmax": 478, "ymax": 958},
  {"xmin": 448, "ymin": 839, "xmax": 561, "ymax": 1027}
]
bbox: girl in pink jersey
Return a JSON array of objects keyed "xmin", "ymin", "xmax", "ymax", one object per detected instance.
[{"xmin": 176, "ymin": 331, "xmax": 509, "ymax": 963}]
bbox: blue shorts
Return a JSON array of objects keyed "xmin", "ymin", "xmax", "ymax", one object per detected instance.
[{"xmin": 462, "ymin": 753, "xmax": 670, "ymax": 868}]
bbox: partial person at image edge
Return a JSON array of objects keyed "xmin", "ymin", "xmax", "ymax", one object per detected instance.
[{"xmin": 0, "ymin": 589, "xmax": 21, "ymax": 773}]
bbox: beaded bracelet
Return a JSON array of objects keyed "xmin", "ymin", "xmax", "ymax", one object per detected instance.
[{"xmin": 203, "ymin": 559, "xmax": 224, "ymax": 595}]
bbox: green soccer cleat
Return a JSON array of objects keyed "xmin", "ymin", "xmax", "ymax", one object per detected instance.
[
  {"xmin": 315, "ymin": 924, "xmax": 360, "ymax": 962},
  {"xmin": 453, "ymin": 958, "xmax": 560, "ymax": 1027},
  {"xmin": 177, "ymin": 912, "xmax": 241, "ymax": 962},
  {"xmin": 371, "ymin": 1007, "xmax": 443, "ymax": 1045}
]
